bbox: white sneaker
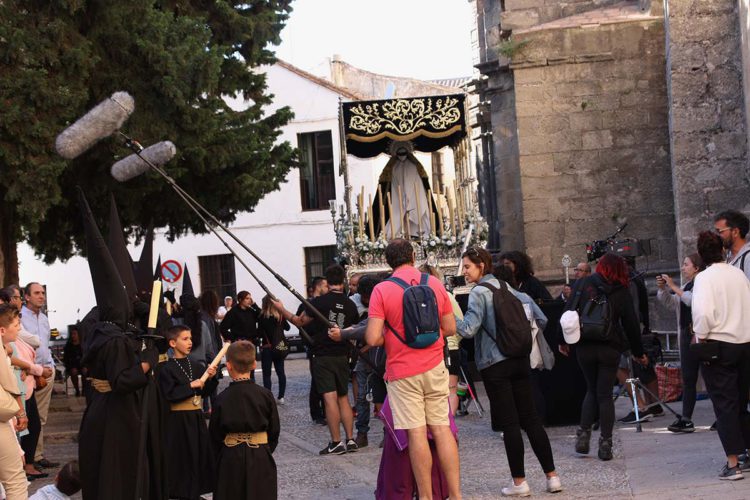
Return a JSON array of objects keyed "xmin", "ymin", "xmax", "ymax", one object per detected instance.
[
  {"xmin": 501, "ymin": 481, "xmax": 531, "ymax": 497},
  {"xmin": 277, "ymin": 397, "xmax": 285, "ymax": 405},
  {"xmin": 547, "ymin": 475, "xmax": 563, "ymax": 493}
]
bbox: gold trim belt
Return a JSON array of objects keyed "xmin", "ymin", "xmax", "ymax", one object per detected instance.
[
  {"xmin": 171, "ymin": 398, "xmax": 203, "ymax": 411},
  {"xmin": 89, "ymin": 378, "xmax": 112, "ymax": 393},
  {"xmin": 223, "ymin": 432, "xmax": 268, "ymax": 448}
]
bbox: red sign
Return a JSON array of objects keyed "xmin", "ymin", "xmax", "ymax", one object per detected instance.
[{"xmin": 161, "ymin": 260, "xmax": 183, "ymax": 283}]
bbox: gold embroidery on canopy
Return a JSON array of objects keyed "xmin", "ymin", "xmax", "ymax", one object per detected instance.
[{"xmin": 347, "ymin": 96, "xmax": 462, "ymax": 141}]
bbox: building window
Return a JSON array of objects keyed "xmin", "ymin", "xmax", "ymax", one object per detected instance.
[
  {"xmin": 304, "ymin": 245, "xmax": 337, "ymax": 285},
  {"xmin": 198, "ymin": 254, "xmax": 236, "ymax": 300},
  {"xmin": 298, "ymin": 130, "xmax": 336, "ymax": 210}
]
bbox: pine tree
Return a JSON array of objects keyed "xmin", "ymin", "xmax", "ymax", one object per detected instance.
[{"xmin": 0, "ymin": 0, "xmax": 295, "ymax": 284}]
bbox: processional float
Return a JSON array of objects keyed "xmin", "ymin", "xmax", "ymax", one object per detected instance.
[{"xmin": 334, "ymin": 92, "xmax": 487, "ymax": 278}]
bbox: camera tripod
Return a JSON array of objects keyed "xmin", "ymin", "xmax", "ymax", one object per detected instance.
[{"xmin": 621, "ymin": 357, "xmax": 683, "ymax": 432}]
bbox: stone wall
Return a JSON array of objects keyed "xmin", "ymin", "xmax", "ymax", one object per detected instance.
[
  {"xmin": 509, "ymin": 18, "xmax": 676, "ymax": 279},
  {"xmin": 502, "ymin": 0, "xmax": 626, "ymax": 31},
  {"xmin": 665, "ymin": 0, "xmax": 750, "ymax": 258}
]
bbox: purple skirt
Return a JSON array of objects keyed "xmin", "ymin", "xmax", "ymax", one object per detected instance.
[{"xmin": 375, "ymin": 396, "xmax": 458, "ymax": 499}]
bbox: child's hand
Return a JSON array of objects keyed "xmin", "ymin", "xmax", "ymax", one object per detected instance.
[
  {"xmin": 206, "ymin": 365, "xmax": 217, "ymax": 379},
  {"xmin": 190, "ymin": 379, "xmax": 205, "ymax": 389}
]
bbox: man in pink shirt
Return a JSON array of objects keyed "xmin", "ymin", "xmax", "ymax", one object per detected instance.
[{"xmin": 366, "ymin": 239, "xmax": 461, "ymax": 500}]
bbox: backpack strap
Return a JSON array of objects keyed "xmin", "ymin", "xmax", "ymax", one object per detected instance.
[
  {"xmin": 738, "ymin": 249, "xmax": 750, "ymax": 272},
  {"xmin": 474, "ymin": 281, "xmax": 501, "ymax": 344},
  {"xmin": 419, "ymin": 273, "xmax": 430, "ymax": 286},
  {"xmin": 384, "ymin": 275, "xmax": 410, "ymax": 345},
  {"xmin": 386, "ymin": 276, "xmax": 410, "ymax": 290}
]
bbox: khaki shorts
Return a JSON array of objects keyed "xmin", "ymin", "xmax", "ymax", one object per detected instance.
[{"xmin": 388, "ymin": 362, "xmax": 450, "ymax": 429}]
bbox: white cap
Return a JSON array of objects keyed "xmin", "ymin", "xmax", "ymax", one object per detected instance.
[{"xmin": 560, "ymin": 310, "xmax": 581, "ymax": 345}]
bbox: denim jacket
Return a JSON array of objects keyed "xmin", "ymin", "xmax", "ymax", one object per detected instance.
[{"xmin": 455, "ymin": 274, "xmax": 548, "ymax": 371}]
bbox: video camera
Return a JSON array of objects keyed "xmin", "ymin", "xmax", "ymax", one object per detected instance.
[{"xmin": 586, "ymin": 223, "xmax": 651, "ymax": 262}]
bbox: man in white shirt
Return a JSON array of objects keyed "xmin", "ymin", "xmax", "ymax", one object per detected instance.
[
  {"xmin": 714, "ymin": 210, "xmax": 750, "ymax": 280},
  {"xmin": 21, "ymin": 282, "xmax": 59, "ymax": 469},
  {"xmin": 691, "ymin": 231, "xmax": 750, "ymax": 480}
]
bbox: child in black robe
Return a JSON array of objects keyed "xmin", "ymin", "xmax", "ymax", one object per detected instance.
[
  {"xmin": 209, "ymin": 340, "xmax": 280, "ymax": 500},
  {"xmin": 158, "ymin": 325, "xmax": 218, "ymax": 500}
]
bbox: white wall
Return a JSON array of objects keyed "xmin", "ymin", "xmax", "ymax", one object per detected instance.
[{"xmin": 19, "ymin": 63, "xmax": 458, "ymax": 332}]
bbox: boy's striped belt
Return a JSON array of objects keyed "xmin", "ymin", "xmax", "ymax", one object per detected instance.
[{"xmin": 224, "ymin": 432, "xmax": 268, "ymax": 448}]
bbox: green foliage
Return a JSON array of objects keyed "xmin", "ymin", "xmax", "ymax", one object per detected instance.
[
  {"xmin": 0, "ymin": 0, "xmax": 296, "ymax": 263},
  {"xmin": 497, "ymin": 38, "xmax": 530, "ymax": 59}
]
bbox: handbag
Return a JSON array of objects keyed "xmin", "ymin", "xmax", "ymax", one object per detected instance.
[{"xmin": 689, "ymin": 340, "xmax": 721, "ymax": 362}]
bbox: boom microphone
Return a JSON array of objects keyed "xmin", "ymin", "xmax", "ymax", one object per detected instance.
[
  {"xmin": 110, "ymin": 141, "xmax": 176, "ymax": 182},
  {"xmin": 55, "ymin": 92, "xmax": 135, "ymax": 159}
]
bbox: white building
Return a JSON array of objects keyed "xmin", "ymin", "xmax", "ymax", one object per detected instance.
[{"xmin": 20, "ymin": 60, "xmax": 461, "ymax": 333}]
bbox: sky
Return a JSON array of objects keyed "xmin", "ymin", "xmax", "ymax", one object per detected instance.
[{"xmin": 274, "ymin": 0, "xmax": 475, "ymax": 81}]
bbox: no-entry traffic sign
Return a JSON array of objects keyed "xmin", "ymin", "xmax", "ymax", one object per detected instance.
[{"xmin": 161, "ymin": 260, "xmax": 183, "ymax": 283}]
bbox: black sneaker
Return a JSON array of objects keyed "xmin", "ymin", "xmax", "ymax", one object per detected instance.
[
  {"xmin": 598, "ymin": 437, "xmax": 613, "ymax": 461},
  {"xmin": 667, "ymin": 418, "xmax": 695, "ymax": 433},
  {"xmin": 345, "ymin": 438, "xmax": 359, "ymax": 453},
  {"xmin": 619, "ymin": 410, "xmax": 652, "ymax": 424},
  {"xmin": 645, "ymin": 404, "xmax": 664, "ymax": 417},
  {"xmin": 319, "ymin": 441, "xmax": 346, "ymax": 456},
  {"xmin": 718, "ymin": 463, "xmax": 743, "ymax": 481}
]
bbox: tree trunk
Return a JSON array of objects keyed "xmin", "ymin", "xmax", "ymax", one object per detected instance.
[{"xmin": 0, "ymin": 201, "xmax": 20, "ymax": 287}]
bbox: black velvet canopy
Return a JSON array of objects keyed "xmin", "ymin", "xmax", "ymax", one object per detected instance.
[{"xmin": 342, "ymin": 93, "xmax": 467, "ymax": 158}]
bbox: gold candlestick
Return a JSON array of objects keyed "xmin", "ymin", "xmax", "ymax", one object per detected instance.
[
  {"xmin": 377, "ymin": 185, "xmax": 386, "ymax": 239},
  {"xmin": 368, "ymin": 194, "xmax": 375, "ymax": 242},
  {"xmin": 357, "ymin": 192, "xmax": 364, "ymax": 237},
  {"xmin": 447, "ymin": 192, "xmax": 455, "ymax": 237},
  {"xmin": 414, "ymin": 182, "xmax": 423, "ymax": 238},
  {"xmin": 436, "ymin": 185, "xmax": 444, "ymax": 238},
  {"xmin": 386, "ymin": 192, "xmax": 395, "ymax": 240},
  {"xmin": 427, "ymin": 189, "xmax": 436, "ymax": 234}
]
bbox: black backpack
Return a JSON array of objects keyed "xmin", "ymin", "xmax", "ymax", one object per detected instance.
[
  {"xmin": 384, "ymin": 273, "xmax": 441, "ymax": 349},
  {"xmin": 571, "ymin": 285, "xmax": 614, "ymax": 342},
  {"xmin": 476, "ymin": 281, "xmax": 532, "ymax": 358}
]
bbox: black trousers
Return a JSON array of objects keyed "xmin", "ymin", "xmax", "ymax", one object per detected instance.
[
  {"xmin": 308, "ymin": 355, "xmax": 324, "ymax": 420},
  {"xmin": 701, "ymin": 341, "xmax": 750, "ymax": 456},
  {"xmin": 481, "ymin": 358, "xmax": 555, "ymax": 478},
  {"xmin": 679, "ymin": 328, "xmax": 701, "ymax": 420},
  {"xmin": 20, "ymin": 393, "xmax": 41, "ymax": 464},
  {"xmin": 576, "ymin": 343, "xmax": 620, "ymax": 439}
]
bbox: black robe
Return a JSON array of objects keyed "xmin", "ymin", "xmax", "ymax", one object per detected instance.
[
  {"xmin": 209, "ymin": 380, "xmax": 280, "ymax": 500},
  {"xmin": 157, "ymin": 358, "xmax": 218, "ymax": 500},
  {"xmin": 78, "ymin": 325, "xmax": 168, "ymax": 500}
]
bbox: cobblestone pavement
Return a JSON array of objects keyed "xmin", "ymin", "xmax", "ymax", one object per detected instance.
[{"xmin": 30, "ymin": 355, "xmax": 750, "ymax": 499}]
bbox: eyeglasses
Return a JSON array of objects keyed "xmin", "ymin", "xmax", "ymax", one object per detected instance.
[
  {"xmin": 574, "ymin": 268, "xmax": 588, "ymax": 273},
  {"xmin": 713, "ymin": 227, "xmax": 732, "ymax": 234},
  {"xmin": 10, "ymin": 296, "xmax": 20, "ymax": 300}
]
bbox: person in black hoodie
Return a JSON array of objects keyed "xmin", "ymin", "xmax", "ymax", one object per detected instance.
[
  {"xmin": 499, "ymin": 251, "xmax": 552, "ymax": 302},
  {"xmin": 220, "ymin": 291, "xmax": 261, "ymax": 343},
  {"xmin": 559, "ymin": 252, "xmax": 646, "ymax": 461}
]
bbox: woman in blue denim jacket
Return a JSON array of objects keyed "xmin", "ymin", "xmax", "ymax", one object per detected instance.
[{"xmin": 455, "ymin": 247, "xmax": 561, "ymax": 497}]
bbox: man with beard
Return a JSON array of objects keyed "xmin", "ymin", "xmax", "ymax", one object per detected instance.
[{"xmin": 713, "ymin": 210, "xmax": 750, "ymax": 280}]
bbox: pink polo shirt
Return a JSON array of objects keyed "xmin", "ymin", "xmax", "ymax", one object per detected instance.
[{"xmin": 368, "ymin": 265, "xmax": 452, "ymax": 381}]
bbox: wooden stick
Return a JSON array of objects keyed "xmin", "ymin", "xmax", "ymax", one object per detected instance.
[
  {"xmin": 414, "ymin": 182, "xmax": 423, "ymax": 238},
  {"xmin": 199, "ymin": 342, "xmax": 231, "ymax": 383},
  {"xmin": 368, "ymin": 194, "xmax": 375, "ymax": 242},
  {"xmin": 147, "ymin": 280, "xmax": 161, "ymax": 329},
  {"xmin": 377, "ymin": 185, "xmax": 386, "ymax": 239},
  {"xmin": 386, "ymin": 191, "xmax": 395, "ymax": 240}
]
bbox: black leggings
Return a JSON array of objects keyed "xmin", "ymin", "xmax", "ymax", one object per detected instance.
[
  {"xmin": 576, "ymin": 343, "xmax": 620, "ymax": 439},
  {"xmin": 482, "ymin": 358, "xmax": 555, "ymax": 478},
  {"xmin": 20, "ymin": 393, "xmax": 41, "ymax": 464},
  {"xmin": 679, "ymin": 328, "xmax": 701, "ymax": 420}
]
